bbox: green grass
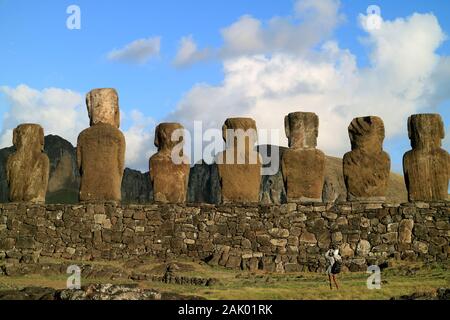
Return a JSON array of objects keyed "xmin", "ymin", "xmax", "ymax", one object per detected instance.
[{"xmin": 0, "ymin": 257, "xmax": 448, "ymax": 300}]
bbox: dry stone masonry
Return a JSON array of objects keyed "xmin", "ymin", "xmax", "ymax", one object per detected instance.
[
  {"xmin": 77, "ymin": 89, "xmax": 126, "ymax": 202},
  {"xmin": 149, "ymin": 123, "xmax": 190, "ymax": 203},
  {"xmin": 343, "ymin": 116, "xmax": 391, "ymax": 202},
  {"xmin": 0, "ymin": 202, "xmax": 448, "ymax": 272},
  {"xmin": 281, "ymin": 112, "xmax": 325, "ymax": 202},
  {"xmin": 6, "ymin": 124, "xmax": 50, "ymax": 204}
]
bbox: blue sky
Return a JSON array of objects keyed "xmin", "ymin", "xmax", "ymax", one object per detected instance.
[{"xmin": 0, "ymin": 0, "xmax": 449, "ymax": 173}]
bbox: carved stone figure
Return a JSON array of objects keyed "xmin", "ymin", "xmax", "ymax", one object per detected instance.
[
  {"xmin": 343, "ymin": 116, "xmax": 391, "ymax": 201},
  {"xmin": 149, "ymin": 123, "xmax": 190, "ymax": 203},
  {"xmin": 281, "ymin": 112, "xmax": 325, "ymax": 202},
  {"xmin": 403, "ymin": 114, "xmax": 449, "ymax": 201},
  {"xmin": 216, "ymin": 118, "xmax": 262, "ymax": 203},
  {"xmin": 6, "ymin": 124, "xmax": 50, "ymax": 203},
  {"xmin": 77, "ymin": 88, "xmax": 125, "ymax": 202}
]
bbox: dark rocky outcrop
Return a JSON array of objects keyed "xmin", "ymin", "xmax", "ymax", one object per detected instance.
[
  {"xmin": 0, "ymin": 146, "xmax": 14, "ymax": 203},
  {"xmin": 391, "ymin": 288, "xmax": 450, "ymax": 300},
  {"xmin": 121, "ymin": 168, "xmax": 152, "ymax": 203},
  {"xmin": 187, "ymin": 162, "xmax": 221, "ymax": 204},
  {"xmin": 44, "ymin": 135, "xmax": 80, "ymax": 204},
  {"xmin": 0, "ymin": 284, "xmax": 205, "ymax": 300}
]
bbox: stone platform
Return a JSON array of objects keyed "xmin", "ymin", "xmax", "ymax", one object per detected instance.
[{"xmin": 0, "ymin": 201, "xmax": 448, "ymax": 272}]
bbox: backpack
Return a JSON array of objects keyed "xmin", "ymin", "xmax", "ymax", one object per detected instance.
[{"xmin": 331, "ymin": 258, "xmax": 342, "ymax": 274}]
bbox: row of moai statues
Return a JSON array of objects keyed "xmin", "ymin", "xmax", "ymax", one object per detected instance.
[{"xmin": 5, "ymin": 88, "xmax": 449, "ymax": 204}]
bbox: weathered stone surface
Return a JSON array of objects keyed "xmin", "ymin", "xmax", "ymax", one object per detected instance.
[
  {"xmin": 413, "ymin": 241, "xmax": 429, "ymax": 254},
  {"xmin": 44, "ymin": 135, "xmax": 80, "ymax": 204},
  {"xmin": 0, "ymin": 284, "xmax": 204, "ymax": 300},
  {"xmin": 149, "ymin": 123, "xmax": 190, "ymax": 203},
  {"xmin": 340, "ymin": 243, "xmax": 354, "ymax": 258},
  {"xmin": 382, "ymin": 232, "xmax": 398, "ymax": 244},
  {"xmin": 281, "ymin": 112, "xmax": 325, "ymax": 202},
  {"xmin": 269, "ymin": 228, "xmax": 289, "ymax": 238},
  {"xmin": 86, "ymin": 89, "xmax": 120, "ymax": 127},
  {"xmin": 187, "ymin": 162, "xmax": 221, "ymax": 204},
  {"xmin": 403, "ymin": 114, "xmax": 449, "ymax": 201},
  {"xmin": 270, "ymin": 239, "xmax": 287, "ymax": 247},
  {"xmin": 216, "ymin": 118, "xmax": 262, "ymax": 203},
  {"xmin": 392, "ymin": 288, "xmax": 450, "ymax": 301},
  {"xmin": 332, "ymin": 232, "xmax": 343, "ymax": 242},
  {"xmin": 299, "ymin": 231, "xmax": 317, "ymax": 245},
  {"xmin": 0, "ymin": 202, "xmax": 448, "ymax": 272},
  {"xmin": 258, "ymin": 145, "xmax": 287, "ymax": 204},
  {"xmin": 1, "ymin": 138, "xmax": 409, "ymax": 205},
  {"xmin": 356, "ymin": 240, "xmax": 371, "ymax": 256},
  {"xmin": 6, "ymin": 124, "xmax": 50, "ymax": 203},
  {"xmin": 121, "ymin": 168, "xmax": 152, "ymax": 204},
  {"xmin": 399, "ymin": 219, "xmax": 414, "ymax": 244},
  {"xmin": 343, "ymin": 116, "xmax": 391, "ymax": 201},
  {"xmin": 77, "ymin": 89, "xmax": 125, "ymax": 202}
]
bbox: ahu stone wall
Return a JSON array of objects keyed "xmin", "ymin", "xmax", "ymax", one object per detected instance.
[{"xmin": 0, "ymin": 202, "xmax": 448, "ymax": 272}]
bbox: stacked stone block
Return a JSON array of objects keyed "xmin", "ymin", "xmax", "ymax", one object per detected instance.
[{"xmin": 1, "ymin": 202, "xmax": 448, "ymax": 272}]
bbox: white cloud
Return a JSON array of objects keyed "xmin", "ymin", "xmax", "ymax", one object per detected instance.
[
  {"xmin": 107, "ymin": 37, "xmax": 161, "ymax": 64},
  {"xmin": 0, "ymin": 85, "xmax": 156, "ymax": 171},
  {"xmin": 173, "ymin": 35, "xmax": 210, "ymax": 67},
  {"xmin": 0, "ymin": 85, "xmax": 86, "ymax": 147},
  {"xmin": 220, "ymin": 15, "xmax": 265, "ymax": 56},
  {"xmin": 122, "ymin": 110, "xmax": 156, "ymax": 171},
  {"xmin": 174, "ymin": 0, "xmax": 343, "ymax": 65},
  {"xmin": 168, "ymin": 11, "xmax": 450, "ymax": 159}
]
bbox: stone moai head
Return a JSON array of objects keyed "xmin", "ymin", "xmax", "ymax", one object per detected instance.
[
  {"xmin": 86, "ymin": 88, "xmax": 120, "ymax": 128},
  {"xmin": 285, "ymin": 112, "xmax": 319, "ymax": 149},
  {"xmin": 13, "ymin": 124, "xmax": 45, "ymax": 153},
  {"xmin": 408, "ymin": 114, "xmax": 444, "ymax": 150},
  {"xmin": 222, "ymin": 118, "xmax": 258, "ymax": 150},
  {"xmin": 154, "ymin": 123, "xmax": 185, "ymax": 153},
  {"xmin": 348, "ymin": 116, "xmax": 385, "ymax": 152}
]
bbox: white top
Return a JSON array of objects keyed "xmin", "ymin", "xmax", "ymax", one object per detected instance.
[{"xmin": 325, "ymin": 249, "xmax": 341, "ymax": 274}]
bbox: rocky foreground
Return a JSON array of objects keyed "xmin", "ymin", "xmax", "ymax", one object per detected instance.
[
  {"xmin": 0, "ymin": 284, "xmax": 448, "ymax": 300},
  {"xmin": 0, "ymin": 283, "xmax": 205, "ymax": 300},
  {"xmin": 391, "ymin": 288, "xmax": 450, "ymax": 300}
]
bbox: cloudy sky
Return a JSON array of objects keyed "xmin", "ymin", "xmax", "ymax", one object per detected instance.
[{"xmin": 0, "ymin": 0, "xmax": 449, "ymax": 173}]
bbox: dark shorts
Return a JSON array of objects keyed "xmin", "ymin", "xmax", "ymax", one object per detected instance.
[{"xmin": 331, "ymin": 263, "xmax": 341, "ymax": 274}]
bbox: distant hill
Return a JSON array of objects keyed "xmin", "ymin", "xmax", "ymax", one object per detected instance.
[{"xmin": 0, "ymin": 135, "xmax": 408, "ymax": 204}]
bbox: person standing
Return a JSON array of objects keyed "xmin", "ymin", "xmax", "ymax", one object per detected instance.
[{"xmin": 325, "ymin": 248, "xmax": 342, "ymax": 290}]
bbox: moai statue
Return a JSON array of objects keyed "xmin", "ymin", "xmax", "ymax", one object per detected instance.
[
  {"xmin": 149, "ymin": 123, "xmax": 190, "ymax": 203},
  {"xmin": 216, "ymin": 118, "xmax": 262, "ymax": 203},
  {"xmin": 6, "ymin": 124, "xmax": 50, "ymax": 203},
  {"xmin": 281, "ymin": 112, "xmax": 325, "ymax": 202},
  {"xmin": 403, "ymin": 114, "xmax": 449, "ymax": 201},
  {"xmin": 77, "ymin": 88, "xmax": 126, "ymax": 202},
  {"xmin": 343, "ymin": 116, "xmax": 391, "ymax": 202}
]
